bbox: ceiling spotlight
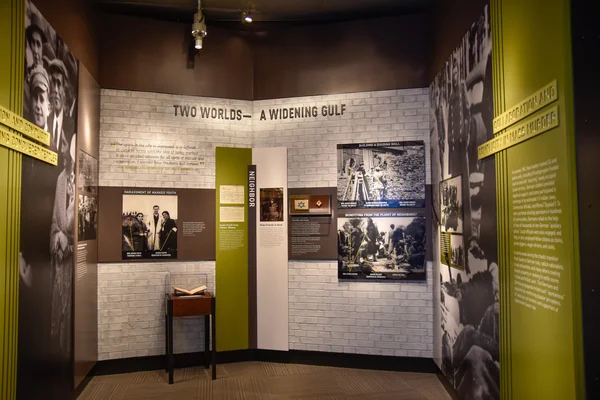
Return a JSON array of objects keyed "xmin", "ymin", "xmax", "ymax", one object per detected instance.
[
  {"xmin": 242, "ymin": 10, "xmax": 253, "ymax": 23},
  {"xmin": 192, "ymin": 1, "xmax": 207, "ymax": 49}
]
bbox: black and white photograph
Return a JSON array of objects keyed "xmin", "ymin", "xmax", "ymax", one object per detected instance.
[
  {"xmin": 450, "ymin": 234, "xmax": 465, "ymax": 270},
  {"xmin": 337, "ymin": 141, "xmax": 426, "ymax": 209},
  {"xmin": 18, "ymin": 1, "xmax": 79, "ymax": 398},
  {"xmin": 78, "ymin": 195, "xmax": 97, "ymax": 241},
  {"xmin": 430, "ymin": 5, "xmax": 499, "ymax": 399},
  {"xmin": 440, "ymin": 175, "xmax": 463, "ymax": 234},
  {"xmin": 122, "ymin": 193, "xmax": 178, "ymax": 259},
  {"xmin": 337, "ymin": 213, "xmax": 426, "ymax": 281},
  {"xmin": 260, "ymin": 188, "xmax": 284, "ymax": 222},
  {"xmin": 78, "ymin": 150, "xmax": 98, "ymax": 194}
]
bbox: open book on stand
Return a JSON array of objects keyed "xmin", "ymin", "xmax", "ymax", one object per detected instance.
[{"xmin": 172, "ymin": 285, "xmax": 207, "ymax": 296}]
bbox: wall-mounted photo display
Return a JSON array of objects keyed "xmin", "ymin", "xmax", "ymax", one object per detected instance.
[
  {"xmin": 289, "ymin": 194, "xmax": 332, "ymax": 215},
  {"xmin": 78, "ymin": 194, "xmax": 97, "ymax": 241},
  {"xmin": 260, "ymin": 187, "xmax": 284, "ymax": 222},
  {"xmin": 122, "ymin": 190, "xmax": 178, "ymax": 259},
  {"xmin": 440, "ymin": 175, "xmax": 464, "ymax": 234},
  {"xmin": 337, "ymin": 212, "xmax": 426, "ymax": 281},
  {"xmin": 337, "ymin": 141, "xmax": 426, "ymax": 209},
  {"xmin": 78, "ymin": 150, "xmax": 98, "ymax": 195}
]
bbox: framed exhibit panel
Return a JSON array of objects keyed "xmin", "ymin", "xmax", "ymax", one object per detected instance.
[
  {"xmin": 97, "ymin": 187, "xmax": 216, "ymax": 262},
  {"xmin": 337, "ymin": 211, "xmax": 426, "ymax": 281},
  {"xmin": 337, "ymin": 141, "xmax": 426, "ymax": 209}
]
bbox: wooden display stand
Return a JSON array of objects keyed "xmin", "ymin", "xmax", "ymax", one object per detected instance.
[{"xmin": 165, "ymin": 292, "xmax": 216, "ymax": 383}]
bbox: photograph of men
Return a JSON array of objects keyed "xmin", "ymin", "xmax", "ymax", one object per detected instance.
[
  {"xmin": 78, "ymin": 194, "xmax": 97, "ymax": 241},
  {"xmin": 18, "ymin": 2, "xmax": 79, "ymax": 398},
  {"xmin": 121, "ymin": 194, "xmax": 178, "ymax": 259},
  {"xmin": 337, "ymin": 214, "xmax": 426, "ymax": 281},
  {"xmin": 337, "ymin": 141, "xmax": 426, "ymax": 208},
  {"xmin": 260, "ymin": 188, "xmax": 284, "ymax": 222}
]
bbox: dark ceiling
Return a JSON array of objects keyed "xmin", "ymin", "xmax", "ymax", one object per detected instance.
[{"xmin": 96, "ymin": 0, "xmax": 432, "ymax": 25}]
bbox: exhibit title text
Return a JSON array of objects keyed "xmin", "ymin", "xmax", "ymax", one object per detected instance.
[{"xmin": 259, "ymin": 103, "xmax": 347, "ymax": 121}]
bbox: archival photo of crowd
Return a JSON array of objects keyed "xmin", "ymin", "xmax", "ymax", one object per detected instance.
[
  {"xmin": 78, "ymin": 195, "xmax": 97, "ymax": 241},
  {"xmin": 430, "ymin": 5, "xmax": 500, "ymax": 399},
  {"xmin": 337, "ymin": 141, "xmax": 426, "ymax": 209},
  {"xmin": 19, "ymin": 1, "xmax": 80, "ymax": 398},
  {"xmin": 78, "ymin": 150, "xmax": 98, "ymax": 195},
  {"xmin": 440, "ymin": 175, "xmax": 463, "ymax": 234},
  {"xmin": 121, "ymin": 194, "xmax": 178, "ymax": 259},
  {"xmin": 337, "ymin": 214, "xmax": 426, "ymax": 281},
  {"xmin": 260, "ymin": 188, "xmax": 284, "ymax": 222}
]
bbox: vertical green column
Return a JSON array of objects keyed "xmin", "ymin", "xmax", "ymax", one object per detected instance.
[
  {"xmin": 0, "ymin": 0, "xmax": 24, "ymax": 398},
  {"xmin": 493, "ymin": 0, "xmax": 585, "ymax": 398},
  {"xmin": 215, "ymin": 147, "xmax": 252, "ymax": 351}
]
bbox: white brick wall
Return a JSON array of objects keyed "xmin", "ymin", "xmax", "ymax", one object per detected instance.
[
  {"xmin": 98, "ymin": 88, "xmax": 432, "ymax": 360},
  {"xmin": 289, "ymin": 261, "xmax": 433, "ymax": 357},
  {"xmin": 99, "ymin": 89, "xmax": 253, "ymax": 189},
  {"xmin": 98, "ymin": 261, "xmax": 215, "ymax": 360}
]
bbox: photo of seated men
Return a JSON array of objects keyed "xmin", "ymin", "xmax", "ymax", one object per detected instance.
[
  {"xmin": 121, "ymin": 196, "xmax": 178, "ymax": 259},
  {"xmin": 337, "ymin": 215, "xmax": 426, "ymax": 280}
]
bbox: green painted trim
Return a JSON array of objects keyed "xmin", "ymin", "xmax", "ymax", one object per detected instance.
[
  {"xmin": 0, "ymin": 0, "xmax": 24, "ymax": 398},
  {"xmin": 215, "ymin": 147, "xmax": 252, "ymax": 352}
]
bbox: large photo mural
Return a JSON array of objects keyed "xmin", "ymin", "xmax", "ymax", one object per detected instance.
[
  {"xmin": 430, "ymin": 5, "xmax": 499, "ymax": 399},
  {"xmin": 19, "ymin": 1, "xmax": 79, "ymax": 398}
]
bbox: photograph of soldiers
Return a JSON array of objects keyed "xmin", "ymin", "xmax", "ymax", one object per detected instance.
[
  {"xmin": 121, "ymin": 194, "xmax": 178, "ymax": 259},
  {"xmin": 337, "ymin": 215, "xmax": 426, "ymax": 281},
  {"xmin": 78, "ymin": 194, "xmax": 97, "ymax": 241},
  {"xmin": 260, "ymin": 188, "xmax": 284, "ymax": 222},
  {"xmin": 18, "ymin": 2, "xmax": 79, "ymax": 398},
  {"xmin": 440, "ymin": 175, "xmax": 464, "ymax": 234},
  {"xmin": 430, "ymin": 5, "xmax": 499, "ymax": 399},
  {"xmin": 337, "ymin": 142, "xmax": 425, "ymax": 208}
]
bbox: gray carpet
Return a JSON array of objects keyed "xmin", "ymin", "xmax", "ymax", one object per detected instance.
[{"xmin": 79, "ymin": 362, "xmax": 452, "ymax": 400}]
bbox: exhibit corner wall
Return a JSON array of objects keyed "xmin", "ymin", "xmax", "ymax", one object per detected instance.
[
  {"xmin": 97, "ymin": 88, "xmax": 434, "ymax": 359},
  {"xmin": 431, "ymin": 0, "xmax": 586, "ymax": 399}
]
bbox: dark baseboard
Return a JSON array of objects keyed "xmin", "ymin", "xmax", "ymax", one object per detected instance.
[
  {"xmin": 436, "ymin": 372, "xmax": 460, "ymax": 400},
  {"xmin": 94, "ymin": 349, "xmax": 439, "ymax": 376}
]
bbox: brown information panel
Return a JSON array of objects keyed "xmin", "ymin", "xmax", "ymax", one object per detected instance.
[
  {"xmin": 288, "ymin": 187, "xmax": 338, "ymax": 260},
  {"xmin": 98, "ymin": 187, "xmax": 215, "ymax": 262}
]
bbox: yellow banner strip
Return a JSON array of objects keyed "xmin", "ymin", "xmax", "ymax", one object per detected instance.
[
  {"xmin": 0, "ymin": 125, "xmax": 57, "ymax": 165},
  {"xmin": 479, "ymin": 106, "xmax": 559, "ymax": 160},
  {"xmin": 493, "ymin": 80, "xmax": 558, "ymax": 133},
  {"xmin": 0, "ymin": 104, "xmax": 50, "ymax": 145}
]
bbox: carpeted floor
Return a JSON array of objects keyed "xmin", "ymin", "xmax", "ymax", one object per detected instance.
[{"xmin": 78, "ymin": 362, "xmax": 452, "ymax": 400}]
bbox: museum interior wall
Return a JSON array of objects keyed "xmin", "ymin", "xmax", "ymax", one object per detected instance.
[
  {"xmin": 1, "ymin": 0, "xmax": 595, "ymax": 399},
  {"xmin": 251, "ymin": 13, "xmax": 430, "ymax": 99},
  {"xmin": 96, "ymin": 87, "xmax": 433, "ymax": 360},
  {"xmin": 98, "ymin": 13, "xmax": 254, "ymax": 100}
]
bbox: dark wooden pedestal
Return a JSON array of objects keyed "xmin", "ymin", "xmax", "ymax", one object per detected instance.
[{"xmin": 165, "ymin": 293, "xmax": 216, "ymax": 383}]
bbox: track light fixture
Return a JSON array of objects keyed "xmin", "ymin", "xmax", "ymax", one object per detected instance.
[
  {"xmin": 242, "ymin": 10, "xmax": 253, "ymax": 23},
  {"xmin": 191, "ymin": 0, "xmax": 207, "ymax": 50}
]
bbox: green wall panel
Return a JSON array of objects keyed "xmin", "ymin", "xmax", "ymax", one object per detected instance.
[
  {"xmin": 215, "ymin": 146, "xmax": 252, "ymax": 352},
  {"xmin": 493, "ymin": 0, "xmax": 584, "ymax": 398},
  {"xmin": 0, "ymin": 0, "xmax": 24, "ymax": 398}
]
